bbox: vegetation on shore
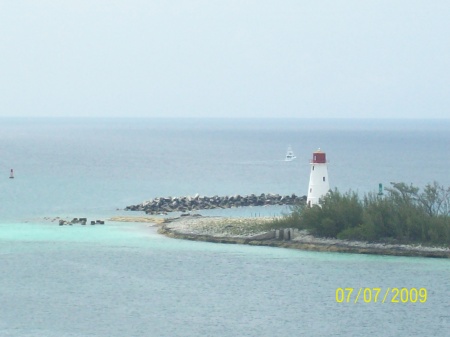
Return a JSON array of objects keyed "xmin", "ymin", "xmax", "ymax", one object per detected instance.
[{"xmin": 265, "ymin": 182, "xmax": 450, "ymax": 246}]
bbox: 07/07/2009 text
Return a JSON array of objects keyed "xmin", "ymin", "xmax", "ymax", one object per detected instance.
[{"xmin": 335, "ymin": 287, "xmax": 427, "ymax": 303}]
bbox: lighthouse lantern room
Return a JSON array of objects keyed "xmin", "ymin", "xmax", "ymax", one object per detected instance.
[{"xmin": 307, "ymin": 148, "xmax": 330, "ymax": 206}]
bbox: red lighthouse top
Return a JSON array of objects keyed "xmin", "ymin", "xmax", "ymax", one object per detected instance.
[{"xmin": 311, "ymin": 149, "xmax": 326, "ymax": 163}]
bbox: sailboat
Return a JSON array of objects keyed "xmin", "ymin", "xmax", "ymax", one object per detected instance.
[{"xmin": 285, "ymin": 146, "xmax": 296, "ymax": 161}]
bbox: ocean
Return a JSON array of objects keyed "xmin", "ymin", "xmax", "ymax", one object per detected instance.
[{"xmin": 0, "ymin": 117, "xmax": 449, "ymax": 336}]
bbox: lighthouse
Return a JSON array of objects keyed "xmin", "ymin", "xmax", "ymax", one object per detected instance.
[{"xmin": 307, "ymin": 148, "xmax": 330, "ymax": 206}]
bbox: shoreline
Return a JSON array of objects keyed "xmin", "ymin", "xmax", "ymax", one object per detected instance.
[{"xmin": 153, "ymin": 215, "xmax": 450, "ymax": 258}]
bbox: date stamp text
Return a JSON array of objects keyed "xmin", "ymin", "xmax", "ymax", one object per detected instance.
[{"xmin": 335, "ymin": 287, "xmax": 427, "ymax": 303}]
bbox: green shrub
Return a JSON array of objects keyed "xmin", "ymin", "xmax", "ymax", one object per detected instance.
[
  {"xmin": 337, "ymin": 223, "xmax": 377, "ymax": 242},
  {"xmin": 275, "ymin": 181, "xmax": 450, "ymax": 246}
]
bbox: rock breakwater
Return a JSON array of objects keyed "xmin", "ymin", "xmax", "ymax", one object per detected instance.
[
  {"xmin": 125, "ymin": 193, "xmax": 306, "ymax": 214},
  {"xmin": 42, "ymin": 217, "xmax": 107, "ymax": 226}
]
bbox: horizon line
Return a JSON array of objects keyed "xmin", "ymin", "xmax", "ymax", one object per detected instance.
[{"xmin": 1, "ymin": 116, "xmax": 449, "ymax": 120}]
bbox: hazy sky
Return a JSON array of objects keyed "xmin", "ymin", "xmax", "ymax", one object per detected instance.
[{"xmin": 1, "ymin": 1, "xmax": 449, "ymax": 118}]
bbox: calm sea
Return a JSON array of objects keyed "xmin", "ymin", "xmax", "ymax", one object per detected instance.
[{"xmin": 0, "ymin": 118, "xmax": 449, "ymax": 336}]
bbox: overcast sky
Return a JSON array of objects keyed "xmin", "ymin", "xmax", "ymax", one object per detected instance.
[{"xmin": 1, "ymin": 1, "xmax": 449, "ymax": 118}]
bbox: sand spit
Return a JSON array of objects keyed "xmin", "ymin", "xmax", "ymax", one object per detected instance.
[
  {"xmin": 157, "ymin": 215, "xmax": 450, "ymax": 258},
  {"xmin": 108, "ymin": 216, "xmax": 166, "ymax": 224}
]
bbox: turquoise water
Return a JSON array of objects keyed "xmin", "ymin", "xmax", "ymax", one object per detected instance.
[
  {"xmin": 1, "ymin": 221, "xmax": 449, "ymax": 337},
  {"xmin": 0, "ymin": 118, "xmax": 449, "ymax": 336}
]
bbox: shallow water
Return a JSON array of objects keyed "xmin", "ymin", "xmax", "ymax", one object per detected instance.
[{"xmin": 1, "ymin": 220, "xmax": 449, "ymax": 337}]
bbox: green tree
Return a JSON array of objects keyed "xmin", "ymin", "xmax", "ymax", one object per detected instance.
[
  {"xmin": 418, "ymin": 181, "xmax": 450, "ymax": 217},
  {"xmin": 281, "ymin": 181, "xmax": 450, "ymax": 246},
  {"xmin": 301, "ymin": 189, "xmax": 363, "ymax": 237}
]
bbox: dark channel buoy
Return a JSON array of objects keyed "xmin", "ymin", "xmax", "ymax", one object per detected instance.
[{"xmin": 9, "ymin": 169, "xmax": 14, "ymax": 179}]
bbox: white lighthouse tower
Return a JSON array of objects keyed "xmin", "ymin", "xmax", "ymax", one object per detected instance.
[{"xmin": 307, "ymin": 148, "xmax": 330, "ymax": 206}]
